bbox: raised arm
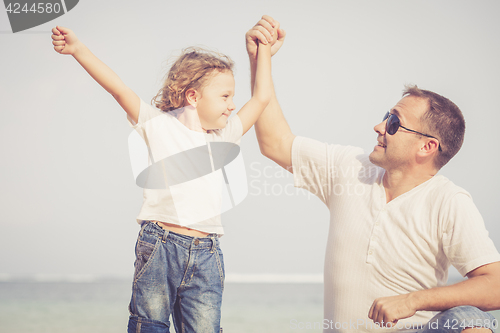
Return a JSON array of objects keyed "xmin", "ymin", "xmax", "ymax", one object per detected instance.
[
  {"xmin": 51, "ymin": 26, "xmax": 140, "ymax": 123},
  {"xmin": 246, "ymin": 16, "xmax": 295, "ymax": 172},
  {"xmin": 236, "ymin": 37, "xmax": 272, "ymax": 135}
]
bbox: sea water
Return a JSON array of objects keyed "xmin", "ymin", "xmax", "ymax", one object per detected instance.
[
  {"xmin": 0, "ymin": 280, "xmax": 323, "ymax": 333},
  {"xmin": 0, "ymin": 280, "xmax": 498, "ymax": 333}
]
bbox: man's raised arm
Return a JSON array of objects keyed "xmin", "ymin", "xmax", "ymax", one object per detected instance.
[{"xmin": 246, "ymin": 16, "xmax": 295, "ymax": 172}]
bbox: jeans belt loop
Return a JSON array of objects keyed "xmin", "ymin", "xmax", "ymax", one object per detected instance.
[
  {"xmin": 162, "ymin": 229, "xmax": 169, "ymax": 243},
  {"xmin": 210, "ymin": 236, "xmax": 216, "ymax": 253},
  {"xmin": 139, "ymin": 220, "xmax": 149, "ymax": 237}
]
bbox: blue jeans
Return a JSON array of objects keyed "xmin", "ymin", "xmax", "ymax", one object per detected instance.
[
  {"xmin": 127, "ymin": 221, "xmax": 225, "ymax": 333},
  {"xmin": 417, "ymin": 306, "xmax": 497, "ymax": 333}
]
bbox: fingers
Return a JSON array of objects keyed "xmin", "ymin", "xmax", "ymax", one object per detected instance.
[
  {"xmin": 51, "ymin": 33, "xmax": 64, "ymax": 41},
  {"xmin": 277, "ymin": 28, "xmax": 286, "ymax": 42},
  {"xmin": 261, "ymin": 15, "xmax": 277, "ymax": 28},
  {"xmin": 369, "ymin": 300, "xmax": 386, "ymax": 327},
  {"xmin": 368, "ymin": 302, "xmax": 374, "ymax": 320},
  {"xmin": 51, "ymin": 26, "xmax": 66, "ymax": 47},
  {"xmin": 55, "ymin": 25, "xmax": 71, "ymax": 34},
  {"xmin": 51, "ymin": 26, "xmax": 64, "ymax": 41},
  {"xmin": 52, "ymin": 26, "xmax": 65, "ymax": 53},
  {"xmin": 370, "ymin": 308, "xmax": 397, "ymax": 327},
  {"xmin": 254, "ymin": 25, "xmax": 273, "ymax": 44},
  {"xmin": 257, "ymin": 17, "xmax": 275, "ymax": 35},
  {"xmin": 54, "ymin": 45, "xmax": 65, "ymax": 53}
]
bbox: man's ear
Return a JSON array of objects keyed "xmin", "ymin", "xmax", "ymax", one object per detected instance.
[
  {"xmin": 417, "ymin": 138, "xmax": 440, "ymax": 159},
  {"xmin": 415, "ymin": 139, "xmax": 440, "ymax": 169},
  {"xmin": 185, "ymin": 88, "xmax": 199, "ymax": 107},
  {"xmin": 422, "ymin": 138, "xmax": 440, "ymax": 155}
]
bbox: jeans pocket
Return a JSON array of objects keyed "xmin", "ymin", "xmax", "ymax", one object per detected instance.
[{"xmin": 133, "ymin": 237, "xmax": 158, "ymax": 282}]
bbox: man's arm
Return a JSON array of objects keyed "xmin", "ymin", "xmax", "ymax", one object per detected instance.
[
  {"xmin": 52, "ymin": 26, "xmax": 140, "ymax": 124},
  {"xmin": 368, "ymin": 262, "xmax": 500, "ymax": 326},
  {"xmin": 246, "ymin": 16, "xmax": 295, "ymax": 172}
]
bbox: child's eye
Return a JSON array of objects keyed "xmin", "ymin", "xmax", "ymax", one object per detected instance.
[{"xmin": 223, "ymin": 95, "xmax": 229, "ymax": 98}]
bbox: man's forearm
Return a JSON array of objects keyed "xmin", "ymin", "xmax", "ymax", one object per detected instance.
[
  {"xmin": 412, "ymin": 273, "xmax": 500, "ymax": 312},
  {"xmin": 369, "ymin": 266, "xmax": 500, "ymax": 325},
  {"xmin": 250, "ymin": 59, "xmax": 293, "ymax": 160}
]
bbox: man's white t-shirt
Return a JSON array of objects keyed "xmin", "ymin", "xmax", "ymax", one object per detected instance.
[
  {"xmin": 292, "ymin": 136, "xmax": 500, "ymax": 333},
  {"xmin": 127, "ymin": 99, "xmax": 243, "ymax": 235}
]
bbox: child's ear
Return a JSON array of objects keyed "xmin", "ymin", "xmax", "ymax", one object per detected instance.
[{"xmin": 185, "ymin": 88, "xmax": 199, "ymax": 107}]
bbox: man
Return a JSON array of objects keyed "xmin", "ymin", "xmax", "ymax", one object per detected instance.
[{"xmin": 245, "ymin": 16, "xmax": 500, "ymax": 333}]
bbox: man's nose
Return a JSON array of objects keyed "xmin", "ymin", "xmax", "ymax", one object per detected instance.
[{"xmin": 374, "ymin": 120, "xmax": 386, "ymax": 135}]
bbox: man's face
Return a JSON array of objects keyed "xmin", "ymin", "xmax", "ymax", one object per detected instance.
[{"xmin": 368, "ymin": 95, "xmax": 430, "ymax": 170}]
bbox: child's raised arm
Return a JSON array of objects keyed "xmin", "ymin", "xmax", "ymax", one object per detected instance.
[
  {"xmin": 51, "ymin": 26, "xmax": 140, "ymax": 124},
  {"xmin": 236, "ymin": 40, "xmax": 273, "ymax": 135}
]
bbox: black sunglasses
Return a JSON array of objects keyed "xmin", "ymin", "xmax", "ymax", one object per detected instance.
[{"xmin": 383, "ymin": 111, "xmax": 442, "ymax": 152}]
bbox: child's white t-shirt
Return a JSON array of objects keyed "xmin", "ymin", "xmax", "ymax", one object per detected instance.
[{"xmin": 126, "ymin": 99, "xmax": 243, "ymax": 235}]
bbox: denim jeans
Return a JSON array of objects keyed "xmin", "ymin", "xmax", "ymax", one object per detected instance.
[
  {"xmin": 127, "ymin": 221, "xmax": 225, "ymax": 333},
  {"xmin": 417, "ymin": 306, "xmax": 497, "ymax": 333}
]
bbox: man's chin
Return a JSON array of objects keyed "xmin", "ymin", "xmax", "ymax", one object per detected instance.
[{"xmin": 368, "ymin": 151, "xmax": 383, "ymax": 167}]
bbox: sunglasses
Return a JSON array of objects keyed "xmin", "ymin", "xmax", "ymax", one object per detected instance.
[{"xmin": 383, "ymin": 111, "xmax": 442, "ymax": 151}]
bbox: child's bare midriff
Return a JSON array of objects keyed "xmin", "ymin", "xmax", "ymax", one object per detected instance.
[{"xmin": 153, "ymin": 220, "xmax": 210, "ymax": 237}]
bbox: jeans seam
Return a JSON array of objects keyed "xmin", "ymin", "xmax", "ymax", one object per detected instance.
[
  {"xmin": 133, "ymin": 236, "xmax": 161, "ymax": 284},
  {"xmin": 179, "ymin": 297, "xmax": 186, "ymax": 333},
  {"xmin": 214, "ymin": 247, "xmax": 224, "ymax": 292}
]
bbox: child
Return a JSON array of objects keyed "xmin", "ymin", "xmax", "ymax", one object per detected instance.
[{"xmin": 51, "ymin": 25, "xmax": 276, "ymax": 333}]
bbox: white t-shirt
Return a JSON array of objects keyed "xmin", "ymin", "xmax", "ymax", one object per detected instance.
[
  {"xmin": 127, "ymin": 99, "xmax": 243, "ymax": 235},
  {"xmin": 292, "ymin": 136, "xmax": 500, "ymax": 333}
]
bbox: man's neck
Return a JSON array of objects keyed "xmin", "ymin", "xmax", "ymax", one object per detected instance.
[{"xmin": 383, "ymin": 167, "xmax": 437, "ymax": 203}]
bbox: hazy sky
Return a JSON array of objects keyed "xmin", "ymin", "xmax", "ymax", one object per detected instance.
[{"xmin": 1, "ymin": 0, "xmax": 499, "ymax": 282}]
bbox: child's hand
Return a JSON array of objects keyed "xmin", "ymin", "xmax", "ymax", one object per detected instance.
[{"xmin": 51, "ymin": 26, "xmax": 81, "ymax": 55}]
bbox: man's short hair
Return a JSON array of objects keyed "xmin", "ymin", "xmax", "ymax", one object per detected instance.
[{"xmin": 403, "ymin": 85, "xmax": 465, "ymax": 169}]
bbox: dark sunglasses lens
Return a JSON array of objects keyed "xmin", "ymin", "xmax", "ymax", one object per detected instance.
[
  {"xmin": 386, "ymin": 114, "xmax": 400, "ymax": 135},
  {"xmin": 383, "ymin": 112, "xmax": 390, "ymax": 121}
]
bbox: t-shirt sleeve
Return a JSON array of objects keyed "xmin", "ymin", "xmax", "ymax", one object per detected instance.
[
  {"xmin": 442, "ymin": 192, "xmax": 500, "ymax": 276},
  {"xmin": 211, "ymin": 114, "xmax": 243, "ymax": 144},
  {"xmin": 126, "ymin": 99, "xmax": 163, "ymax": 129},
  {"xmin": 291, "ymin": 136, "xmax": 365, "ymax": 205}
]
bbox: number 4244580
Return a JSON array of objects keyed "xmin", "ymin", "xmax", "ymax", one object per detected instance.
[{"xmin": 6, "ymin": 2, "xmax": 62, "ymax": 14}]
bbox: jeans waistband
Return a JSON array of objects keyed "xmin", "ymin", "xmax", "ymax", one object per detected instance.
[{"xmin": 140, "ymin": 220, "xmax": 219, "ymax": 250}]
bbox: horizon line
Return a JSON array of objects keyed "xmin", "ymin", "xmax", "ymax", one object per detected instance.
[{"xmin": 0, "ymin": 273, "xmax": 325, "ymax": 284}]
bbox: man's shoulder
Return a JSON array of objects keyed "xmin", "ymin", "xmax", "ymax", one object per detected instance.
[
  {"xmin": 294, "ymin": 136, "xmax": 367, "ymax": 160},
  {"xmin": 424, "ymin": 174, "xmax": 472, "ymax": 203},
  {"xmin": 430, "ymin": 174, "xmax": 469, "ymax": 193}
]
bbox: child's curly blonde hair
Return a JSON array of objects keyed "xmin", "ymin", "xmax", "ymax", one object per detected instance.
[{"xmin": 153, "ymin": 47, "xmax": 234, "ymax": 112}]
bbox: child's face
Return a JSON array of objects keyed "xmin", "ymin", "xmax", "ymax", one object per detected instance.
[{"xmin": 195, "ymin": 71, "xmax": 236, "ymax": 131}]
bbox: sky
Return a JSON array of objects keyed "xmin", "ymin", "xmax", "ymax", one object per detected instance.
[{"xmin": 0, "ymin": 0, "xmax": 499, "ymax": 283}]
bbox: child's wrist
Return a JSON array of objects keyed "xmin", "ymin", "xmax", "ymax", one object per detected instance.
[{"xmin": 72, "ymin": 41, "xmax": 86, "ymax": 57}]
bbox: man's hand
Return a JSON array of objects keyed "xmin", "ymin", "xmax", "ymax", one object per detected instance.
[
  {"xmin": 52, "ymin": 26, "xmax": 82, "ymax": 55},
  {"xmin": 368, "ymin": 294, "xmax": 418, "ymax": 327},
  {"xmin": 245, "ymin": 15, "xmax": 286, "ymax": 62}
]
